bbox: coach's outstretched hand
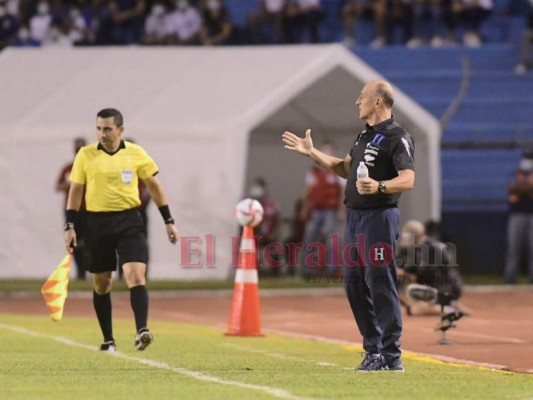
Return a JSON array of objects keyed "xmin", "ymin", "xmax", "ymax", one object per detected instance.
[{"xmin": 282, "ymin": 129, "xmax": 314, "ymax": 157}]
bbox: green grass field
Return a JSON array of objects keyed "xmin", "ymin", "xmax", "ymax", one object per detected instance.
[{"xmin": 1, "ymin": 313, "xmax": 532, "ymax": 400}]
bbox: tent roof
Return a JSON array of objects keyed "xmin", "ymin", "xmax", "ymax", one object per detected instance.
[{"xmin": 0, "ymin": 45, "xmax": 439, "ymax": 140}]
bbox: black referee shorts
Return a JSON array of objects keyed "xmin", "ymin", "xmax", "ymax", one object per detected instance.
[{"xmin": 84, "ymin": 208, "xmax": 148, "ymax": 273}]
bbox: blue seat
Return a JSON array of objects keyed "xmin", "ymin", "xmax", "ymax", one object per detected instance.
[{"xmin": 441, "ymin": 149, "xmax": 523, "ymax": 211}]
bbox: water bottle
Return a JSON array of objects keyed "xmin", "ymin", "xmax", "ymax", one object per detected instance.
[{"xmin": 357, "ymin": 161, "xmax": 368, "ymax": 179}]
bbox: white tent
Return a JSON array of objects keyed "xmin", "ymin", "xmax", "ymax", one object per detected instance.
[{"xmin": 0, "ymin": 45, "xmax": 440, "ymax": 279}]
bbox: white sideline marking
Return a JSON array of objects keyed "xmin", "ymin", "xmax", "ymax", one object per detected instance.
[
  {"xmin": 0, "ymin": 323, "xmax": 314, "ymax": 400},
  {"xmin": 221, "ymin": 343, "xmax": 337, "ymax": 367}
]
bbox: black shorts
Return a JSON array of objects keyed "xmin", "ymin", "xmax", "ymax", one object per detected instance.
[{"xmin": 84, "ymin": 208, "xmax": 148, "ymax": 273}]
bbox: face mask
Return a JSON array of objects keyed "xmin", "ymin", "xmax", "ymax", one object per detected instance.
[
  {"xmin": 0, "ymin": 7, "xmax": 6, "ymax": 18},
  {"xmin": 206, "ymin": 0, "xmax": 220, "ymax": 11},
  {"xmin": 176, "ymin": 0, "xmax": 188, "ymax": 10},
  {"xmin": 249, "ymin": 185, "xmax": 265, "ymax": 198},
  {"xmin": 152, "ymin": 5, "xmax": 165, "ymax": 16},
  {"xmin": 37, "ymin": 3, "xmax": 49, "ymax": 14},
  {"xmin": 49, "ymin": 27, "xmax": 60, "ymax": 39},
  {"xmin": 18, "ymin": 28, "xmax": 30, "ymax": 41},
  {"xmin": 70, "ymin": 9, "xmax": 80, "ymax": 19}
]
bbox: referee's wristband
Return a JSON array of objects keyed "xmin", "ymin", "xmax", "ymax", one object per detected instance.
[
  {"xmin": 66, "ymin": 209, "xmax": 78, "ymax": 224},
  {"xmin": 158, "ymin": 205, "xmax": 174, "ymax": 224}
]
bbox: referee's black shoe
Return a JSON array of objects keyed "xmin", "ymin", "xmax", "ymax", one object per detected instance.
[{"xmin": 100, "ymin": 340, "xmax": 116, "ymax": 352}]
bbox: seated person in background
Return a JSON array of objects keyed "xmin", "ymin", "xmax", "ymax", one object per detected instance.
[
  {"xmin": 107, "ymin": 0, "xmax": 146, "ymax": 44},
  {"xmin": 396, "ymin": 220, "xmax": 466, "ymax": 331},
  {"xmin": 10, "ymin": 24, "xmax": 40, "ymax": 47},
  {"xmin": 248, "ymin": 0, "xmax": 288, "ymax": 44},
  {"xmin": 455, "ymin": 0, "xmax": 493, "ymax": 47},
  {"xmin": 341, "ymin": 0, "xmax": 373, "ymax": 47},
  {"xmin": 407, "ymin": 0, "xmax": 447, "ymax": 48},
  {"xmin": 284, "ymin": 0, "xmax": 325, "ymax": 44},
  {"xmin": 30, "ymin": 0, "xmax": 53, "ymax": 44},
  {"xmin": 199, "ymin": 0, "xmax": 233, "ymax": 45},
  {"xmin": 143, "ymin": 1, "xmax": 169, "ymax": 45},
  {"xmin": 441, "ymin": 0, "xmax": 493, "ymax": 47},
  {"xmin": 165, "ymin": 0, "xmax": 202, "ymax": 45},
  {"xmin": 0, "ymin": 2, "xmax": 19, "ymax": 50}
]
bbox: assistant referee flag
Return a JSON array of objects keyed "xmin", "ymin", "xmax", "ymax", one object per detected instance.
[{"xmin": 41, "ymin": 254, "xmax": 71, "ymax": 322}]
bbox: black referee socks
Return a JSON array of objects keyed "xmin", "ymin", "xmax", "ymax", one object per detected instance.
[
  {"xmin": 93, "ymin": 291, "xmax": 113, "ymax": 342},
  {"xmin": 130, "ymin": 285, "xmax": 149, "ymax": 332}
]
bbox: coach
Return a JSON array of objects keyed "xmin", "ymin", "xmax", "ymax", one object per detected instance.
[{"xmin": 282, "ymin": 79, "xmax": 415, "ymax": 372}]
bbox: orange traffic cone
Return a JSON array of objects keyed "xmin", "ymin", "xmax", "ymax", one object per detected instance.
[{"xmin": 225, "ymin": 226, "xmax": 263, "ymax": 336}]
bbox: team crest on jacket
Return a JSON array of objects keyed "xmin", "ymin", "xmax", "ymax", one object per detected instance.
[
  {"xmin": 121, "ymin": 169, "xmax": 133, "ymax": 184},
  {"xmin": 364, "ymin": 142, "xmax": 380, "ymax": 166}
]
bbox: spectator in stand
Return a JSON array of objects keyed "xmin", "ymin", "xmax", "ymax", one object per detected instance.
[
  {"xmin": 379, "ymin": 0, "xmax": 414, "ymax": 47},
  {"xmin": 142, "ymin": 1, "xmax": 168, "ymax": 45},
  {"xmin": 30, "ymin": 0, "xmax": 53, "ymax": 44},
  {"xmin": 284, "ymin": 0, "xmax": 325, "ymax": 44},
  {"xmin": 343, "ymin": 0, "xmax": 413, "ymax": 48},
  {"xmin": 341, "ymin": 0, "xmax": 372, "ymax": 47},
  {"xmin": 56, "ymin": 137, "xmax": 88, "ymax": 280},
  {"xmin": 248, "ymin": 0, "xmax": 288, "ymax": 44},
  {"xmin": 42, "ymin": 18, "xmax": 74, "ymax": 46},
  {"xmin": 11, "ymin": 24, "xmax": 40, "ymax": 46},
  {"xmin": 299, "ymin": 141, "xmax": 345, "ymax": 277},
  {"xmin": 406, "ymin": 0, "xmax": 447, "ymax": 48},
  {"xmin": 515, "ymin": 1, "xmax": 533, "ymax": 74},
  {"xmin": 3, "ymin": 0, "xmax": 19, "ymax": 19},
  {"xmin": 504, "ymin": 153, "xmax": 533, "ymax": 284},
  {"xmin": 165, "ymin": 0, "xmax": 202, "ymax": 45},
  {"xmin": 66, "ymin": 4, "xmax": 92, "ymax": 45},
  {"xmin": 199, "ymin": 0, "xmax": 232, "ymax": 46},
  {"xmin": 456, "ymin": 0, "xmax": 493, "ymax": 47},
  {"xmin": 106, "ymin": 0, "xmax": 145, "ymax": 44},
  {"xmin": 0, "ymin": 1, "xmax": 18, "ymax": 50},
  {"xmin": 439, "ymin": 0, "xmax": 458, "ymax": 45},
  {"xmin": 417, "ymin": 0, "xmax": 488, "ymax": 47},
  {"xmin": 248, "ymin": 177, "xmax": 282, "ymax": 276}
]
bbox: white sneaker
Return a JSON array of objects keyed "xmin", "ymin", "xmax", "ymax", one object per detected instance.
[
  {"xmin": 430, "ymin": 36, "xmax": 444, "ymax": 48},
  {"xmin": 406, "ymin": 38, "xmax": 423, "ymax": 49},
  {"xmin": 463, "ymin": 32, "xmax": 481, "ymax": 48},
  {"xmin": 342, "ymin": 36, "xmax": 355, "ymax": 47},
  {"xmin": 515, "ymin": 64, "xmax": 528, "ymax": 75},
  {"xmin": 369, "ymin": 37, "xmax": 385, "ymax": 49}
]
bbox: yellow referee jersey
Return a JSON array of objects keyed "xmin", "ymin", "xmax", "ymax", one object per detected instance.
[{"xmin": 70, "ymin": 141, "xmax": 158, "ymax": 212}]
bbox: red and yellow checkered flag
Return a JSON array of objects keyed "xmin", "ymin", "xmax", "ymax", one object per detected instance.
[{"xmin": 41, "ymin": 254, "xmax": 71, "ymax": 322}]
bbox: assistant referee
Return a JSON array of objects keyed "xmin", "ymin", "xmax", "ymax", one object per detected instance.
[{"xmin": 64, "ymin": 108, "xmax": 179, "ymax": 352}]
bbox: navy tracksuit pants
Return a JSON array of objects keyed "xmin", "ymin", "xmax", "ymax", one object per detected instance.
[{"xmin": 343, "ymin": 207, "xmax": 402, "ymax": 362}]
